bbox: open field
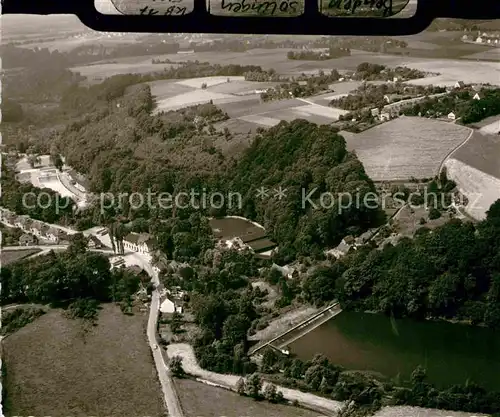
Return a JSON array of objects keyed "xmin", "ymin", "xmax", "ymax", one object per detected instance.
[
  {"xmin": 151, "ymin": 77, "xmax": 279, "ymax": 113},
  {"xmin": 443, "ymin": 132, "xmax": 500, "ymax": 220},
  {"xmin": 72, "ymin": 61, "xmax": 179, "ymax": 82},
  {"xmin": 450, "ymin": 132, "xmax": 500, "ymax": 180},
  {"xmin": 0, "ymin": 249, "xmax": 42, "ymax": 266},
  {"xmin": 2, "ymin": 304, "xmax": 165, "ymax": 417},
  {"xmin": 345, "ymin": 117, "xmax": 472, "ymax": 181},
  {"xmin": 175, "ymin": 378, "xmax": 324, "ymax": 417}
]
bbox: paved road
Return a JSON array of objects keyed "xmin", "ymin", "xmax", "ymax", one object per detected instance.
[{"xmin": 130, "ymin": 253, "xmax": 184, "ymax": 417}]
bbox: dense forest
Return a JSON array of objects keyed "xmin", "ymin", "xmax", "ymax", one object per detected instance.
[{"xmin": 303, "ymin": 201, "xmax": 500, "ymax": 328}]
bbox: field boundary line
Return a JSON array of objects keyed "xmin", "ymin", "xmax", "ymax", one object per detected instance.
[{"xmin": 438, "ymin": 126, "xmax": 474, "ymax": 176}]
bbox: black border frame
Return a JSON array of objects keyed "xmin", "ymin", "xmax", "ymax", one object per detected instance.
[{"xmin": 2, "ymin": 0, "xmax": 500, "ymax": 35}]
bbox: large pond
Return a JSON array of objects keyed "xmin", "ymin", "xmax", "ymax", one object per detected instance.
[{"xmin": 289, "ymin": 311, "xmax": 500, "ymax": 391}]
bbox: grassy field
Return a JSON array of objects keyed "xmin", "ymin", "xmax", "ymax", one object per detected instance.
[
  {"xmin": 2, "ymin": 304, "xmax": 166, "ymax": 417},
  {"xmin": 345, "ymin": 116, "xmax": 471, "ymax": 181},
  {"xmin": 175, "ymin": 378, "xmax": 324, "ymax": 417},
  {"xmin": 0, "ymin": 249, "xmax": 41, "ymax": 266}
]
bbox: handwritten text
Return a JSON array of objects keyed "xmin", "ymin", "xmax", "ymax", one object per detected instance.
[
  {"xmin": 219, "ymin": 0, "xmax": 301, "ymax": 15},
  {"xmin": 327, "ymin": 0, "xmax": 394, "ymax": 16}
]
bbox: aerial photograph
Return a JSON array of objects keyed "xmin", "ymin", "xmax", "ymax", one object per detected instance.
[{"xmin": 1, "ymin": 3, "xmax": 500, "ymax": 417}]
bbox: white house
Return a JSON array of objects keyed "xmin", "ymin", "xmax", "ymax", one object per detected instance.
[
  {"xmin": 476, "ymin": 37, "xmax": 483, "ymax": 43},
  {"xmin": 123, "ymin": 232, "xmax": 156, "ymax": 258},
  {"xmin": 454, "ymin": 81, "xmax": 465, "ymax": 89},
  {"xmin": 380, "ymin": 112, "xmax": 391, "ymax": 122},
  {"xmin": 473, "ymin": 93, "xmax": 481, "ymax": 101},
  {"xmin": 160, "ymin": 295, "xmax": 183, "ymax": 314},
  {"xmin": 448, "ymin": 112, "xmax": 457, "ymax": 121}
]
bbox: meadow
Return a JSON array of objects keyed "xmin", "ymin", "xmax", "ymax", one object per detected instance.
[
  {"xmin": 344, "ymin": 116, "xmax": 472, "ymax": 181},
  {"xmin": 175, "ymin": 378, "xmax": 324, "ymax": 417},
  {"xmin": 2, "ymin": 305, "xmax": 166, "ymax": 417}
]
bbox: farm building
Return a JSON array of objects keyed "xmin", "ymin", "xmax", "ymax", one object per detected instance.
[
  {"xmin": 270, "ymin": 263, "xmax": 299, "ymax": 279},
  {"xmin": 454, "ymin": 81, "xmax": 465, "ymax": 89},
  {"xmin": 448, "ymin": 112, "xmax": 457, "ymax": 120},
  {"xmin": 19, "ymin": 233, "xmax": 37, "ymax": 246},
  {"xmin": 473, "ymin": 93, "xmax": 481, "ymax": 100}
]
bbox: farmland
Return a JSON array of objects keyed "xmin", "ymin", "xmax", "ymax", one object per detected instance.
[
  {"xmin": 2, "ymin": 305, "xmax": 165, "ymax": 417},
  {"xmin": 443, "ymin": 131, "xmax": 500, "ymax": 220},
  {"xmin": 344, "ymin": 116, "xmax": 472, "ymax": 181},
  {"xmin": 0, "ymin": 249, "xmax": 41, "ymax": 266},
  {"xmin": 175, "ymin": 378, "xmax": 324, "ymax": 417},
  {"xmin": 149, "ymin": 76, "xmax": 351, "ymax": 124}
]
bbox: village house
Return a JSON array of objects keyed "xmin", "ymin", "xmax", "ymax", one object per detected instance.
[
  {"xmin": 355, "ymin": 230, "xmax": 375, "ymax": 247},
  {"xmin": 454, "ymin": 81, "xmax": 465, "ymax": 89},
  {"xmin": 19, "ymin": 233, "xmax": 37, "ymax": 246},
  {"xmin": 371, "ymin": 108, "xmax": 380, "ymax": 117},
  {"xmin": 327, "ymin": 235, "xmax": 356, "ymax": 259},
  {"xmin": 379, "ymin": 112, "xmax": 391, "ymax": 122},
  {"xmin": 473, "ymin": 93, "xmax": 481, "ymax": 101},
  {"xmin": 122, "ymin": 232, "xmax": 156, "ymax": 259},
  {"xmin": 30, "ymin": 220, "xmax": 44, "ymax": 237},
  {"xmin": 2, "ymin": 211, "xmax": 17, "ymax": 226},
  {"xmin": 152, "ymin": 251, "xmax": 169, "ymax": 275},
  {"xmin": 88, "ymin": 235, "xmax": 103, "ymax": 249},
  {"xmin": 448, "ymin": 112, "xmax": 457, "ymax": 121},
  {"xmin": 46, "ymin": 227, "xmax": 62, "ymax": 243},
  {"xmin": 15, "ymin": 215, "xmax": 30, "ymax": 230},
  {"xmin": 270, "ymin": 263, "xmax": 299, "ymax": 279},
  {"xmin": 160, "ymin": 288, "xmax": 185, "ymax": 314}
]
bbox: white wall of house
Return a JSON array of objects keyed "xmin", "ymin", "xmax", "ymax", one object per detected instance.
[{"xmin": 160, "ymin": 298, "xmax": 176, "ymax": 314}]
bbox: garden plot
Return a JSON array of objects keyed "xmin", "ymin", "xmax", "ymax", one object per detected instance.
[{"xmin": 346, "ymin": 116, "xmax": 471, "ymax": 181}]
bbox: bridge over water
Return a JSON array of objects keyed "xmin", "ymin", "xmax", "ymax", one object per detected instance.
[{"xmin": 249, "ymin": 302, "xmax": 342, "ymax": 356}]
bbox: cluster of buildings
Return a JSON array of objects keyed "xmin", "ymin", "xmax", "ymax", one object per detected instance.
[
  {"xmin": 463, "ymin": 33, "xmax": 500, "ymax": 46},
  {"xmin": 1, "ymin": 208, "xmax": 72, "ymax": 246},
  {"xmin": 326, "ymin": 230, "xmax": 376, "ymax": 259}
]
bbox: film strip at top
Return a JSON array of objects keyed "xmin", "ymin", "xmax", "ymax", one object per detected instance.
[{"xmin": 101, "ymin": 0, "xmax": 417, "ymax": 17}]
